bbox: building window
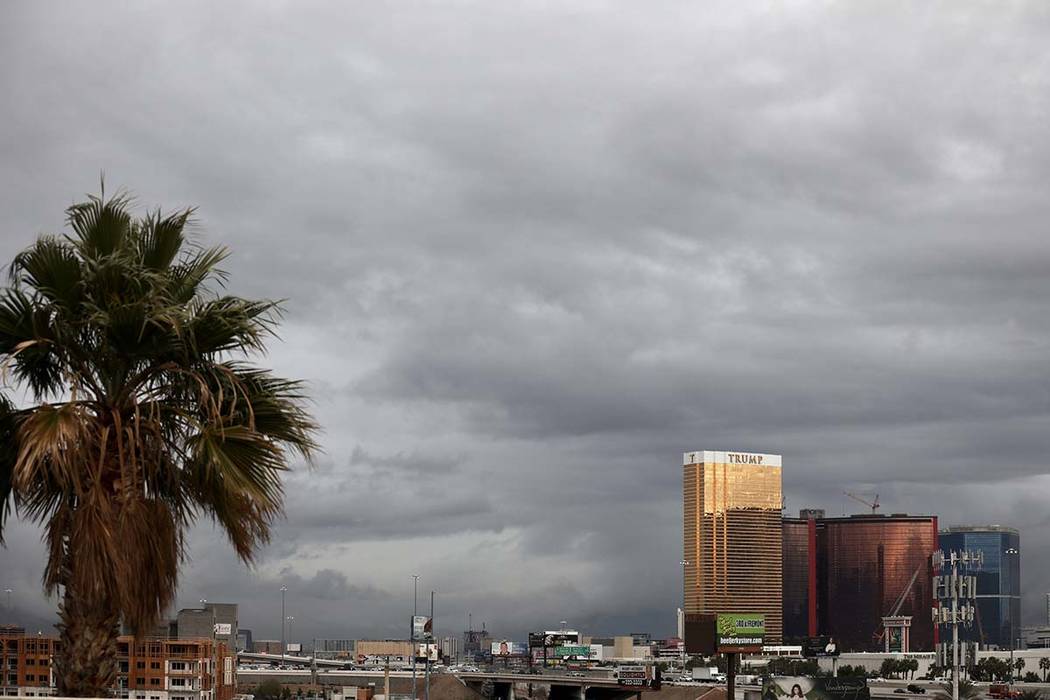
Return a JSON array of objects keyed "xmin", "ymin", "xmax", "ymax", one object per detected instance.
[
  {"xmin": 150, "ymin": 678, "xmax": 160, "ymax": 686},
  {"xmin": 136, "ymin": 677, "xmax": 145, "ymax": 685},
  {"xmin": 150, "ymin": 662, "xmax": 160, "ymax": 670},
  {"xmin": 137, "ymin": 662, "xmax": 146, "ymax": 669}
]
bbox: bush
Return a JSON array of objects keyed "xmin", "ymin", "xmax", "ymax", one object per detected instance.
[{"xmin": 255, "ymin": 680, "xmax": 290, "ymax": 700}]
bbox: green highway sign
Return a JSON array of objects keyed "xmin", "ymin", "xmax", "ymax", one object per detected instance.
[{"xmin": 553, "ymin": 645, "xmax": 591, "ymax": 658}]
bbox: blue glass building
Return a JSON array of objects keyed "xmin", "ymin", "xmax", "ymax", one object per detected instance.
[{"xmin": 939, "ymin": 525, "xmax": 1020, "ymax": 650}]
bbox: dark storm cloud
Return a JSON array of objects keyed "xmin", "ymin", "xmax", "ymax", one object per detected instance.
[{"xmin": 2, "ymin": 0, "xmax": 1050, "ymax": 642}]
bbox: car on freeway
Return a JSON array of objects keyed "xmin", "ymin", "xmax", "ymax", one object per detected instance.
[
  {"xmin": 906, "ymin": 685, "xmax": 926, "ymax": 694},
  {"xmin": 568, "ymin": 671, "xmax": 586, "ymax": 677}
]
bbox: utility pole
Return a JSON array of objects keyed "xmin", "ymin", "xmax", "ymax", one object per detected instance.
[
  {"xmin": 933, "ymin": 549, "xmax": 980, "ymax": 700},
  {"xmin": 281, "ymin": 586, "xmax": 288, "ymax": 661}
]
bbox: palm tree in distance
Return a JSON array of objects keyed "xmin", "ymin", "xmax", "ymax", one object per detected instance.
[
  {"xmin": 1039, "ymin": 657, "xmax": 1049, "ymax": 682},
  {"xmin": 0, "ymin": 188, "xmax": 317, "ymax": 696},
  {"xmin": 938, "ymin": 679, "xmax": 980, "ymax": 700}
]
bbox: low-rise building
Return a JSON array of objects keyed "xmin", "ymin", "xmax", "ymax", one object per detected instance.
[
  {"xmin": 313, "ymin": 640, "xmax": 355, "ymax": 658},
  {"xmin": 0, "ymin": 628, "xmax": 235, "ymax": 700},
  {"xmin": 251, "ymin": 641, "xmax": 282, "ymax": 655},
  {"xmin": 1022, "ymin": 626, "xmax": 1050, "ymax": 649},
  {"xmin": 439, "ymin": 637, "xmax": 460, "ymax": 663},
  {"xmin": 234, "ymin": 630, "xmax": 252, "ymax": 654},
  {"xmin": 176, "ymin": 605, "xmax": 238, "ymax": 653}
]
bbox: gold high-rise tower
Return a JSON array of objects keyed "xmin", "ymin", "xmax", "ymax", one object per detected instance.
[{"xmin": 683, "ymin": 450, "xmax": 783, "ymax": 643}]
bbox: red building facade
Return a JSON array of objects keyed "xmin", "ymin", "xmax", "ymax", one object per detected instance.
[{"xmin": 782, "ymin": 513, "xmax": 939, "ymax": 652}]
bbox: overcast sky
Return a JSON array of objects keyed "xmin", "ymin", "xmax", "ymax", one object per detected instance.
[{"xmin": 2, "ymin": 1, "xmax": 1050, "ymax": 644}]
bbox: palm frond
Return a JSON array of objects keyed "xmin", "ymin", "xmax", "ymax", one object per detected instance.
[
  {"xmin": 12, "ymin": 403, "xmax": 96, "ymax": 498},
  {"xmin": 138, "ymin": 208, "xmax": 194, "ymax": 271},
  {"xmin": 113, "ymin": 495, "xmax": 182, "ymax": 636},
  {"xmin": 182, "ymin": 297, "xmax": 282, "ymax": 358},
  {"xmin": 0, "ymin": 395, "xmax": 19, "ymax": 542},
  {"xmin": 67, "ymin": 192, "xmax": 134, "ymax": 259},
  {"xmin": 166, "ymin": 245, "xmax": 229, "ymax": 303},
  {"xmin": 9, "ymin": 236, "xmax": 84, "ymax": 312}
]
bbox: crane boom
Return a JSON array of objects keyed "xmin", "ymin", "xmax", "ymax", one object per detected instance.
[
  {"xmin": 873, "ymin": 559, "xmax": 926, "ymax": 642},
  {"xmin": 844, "ymin": 491, "xmax": 880, "ymax": 514}
]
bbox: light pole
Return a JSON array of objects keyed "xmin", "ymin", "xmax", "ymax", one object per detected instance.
[
  {"xmin": 411, "ymin": 575, "xmax": 420, "ymax": 700},
  {"xmin": 3, "ymin": 589, "xmax": 11, "ymax": 618},
  {"xmin": 280, "ymin": 586, "xmax": 288, "ymax": 661},
  {"xmin": 679, "ymin": 560, "xmax": 691, "ymax": 672},
  {"xmin": 425, "ymin": 591, "xmax": 434, "ymax": 700},
  {"xmin": 1006, "ymin": 548, "xmax": 1019, "ymax": 689}
]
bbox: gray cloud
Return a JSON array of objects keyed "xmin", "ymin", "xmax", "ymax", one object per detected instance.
[{"xmin": 2, "ymin": 0, "xmax": 1050, "ymax": 643}]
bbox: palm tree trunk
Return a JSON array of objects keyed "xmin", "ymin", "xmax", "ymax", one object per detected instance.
[{"xmin": 54, "ymin": 578, "xmax": 120, "ymax": 697}]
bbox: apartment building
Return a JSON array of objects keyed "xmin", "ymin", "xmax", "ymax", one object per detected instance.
[{"xmin": 0, "ymin": 629, "xmax": 234, "ymax": 700}]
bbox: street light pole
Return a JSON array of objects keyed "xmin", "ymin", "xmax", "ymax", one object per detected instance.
[
  {"xmin": 412, "ymin": 574, "xmax": 420, "ymax": 700},
  {"xmin": 425, "ymin": 591, "xmax": 434, "ymax": 700},
  {"xmin": 679, "ymin": 560, "xmax": 690, "ymax": 672},
  {"xmin": 280, "ymin": 586, "xmax": 288, "ymax": 661},
  {"xmin": 1006, "ymin": 548, "xmax": 1019, "ymax": 692}
]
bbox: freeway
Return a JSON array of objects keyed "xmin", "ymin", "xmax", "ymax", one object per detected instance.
[{"xmin": 459, "ymin": 672, "xmax": 622, "ymax": 687}]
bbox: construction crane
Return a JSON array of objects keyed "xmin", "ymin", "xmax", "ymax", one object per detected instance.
[
  {"xmin": 844, "ymin": 491, "xmax": 880, "ymax": 514},
  {"xmin": 872, "ymin": 561, "xmax": 925, "ymax": 644}
]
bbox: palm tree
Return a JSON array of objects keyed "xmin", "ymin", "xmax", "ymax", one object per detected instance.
[
  {"xmin": 1016, "ymin": 658, "xmax": 1027, "ymax": 681},
  {"xmin": 938, "ymin": 679, "xmax": 980, "ymax": 700},
  {"xmin": 1039, "ymin": 657, "xmax": 1049, "ymax": 682},
  {"xmin": 0, "ymin": 190, "xmax": 317, "ymax": 696}
]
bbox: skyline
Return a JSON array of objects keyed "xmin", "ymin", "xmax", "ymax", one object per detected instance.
[{"xmin": 4, "ymin": 1, "xmax": 1050, "ymax": 643}]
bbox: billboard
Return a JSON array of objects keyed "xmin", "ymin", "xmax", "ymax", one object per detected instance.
[
  {"xmin": 416, "ymin": 643, "xmax": 439, "ymax": 662},
  {"xmin": 617, "ymin": 665, "xmax": 661, "ymax": 691},
  {"xmin": 491, "ymin": 641, "xmax": 526, "ymax": 656},
  {"xmin": 762, "ymin": 677, "xmax": 869, "ymax": 700},
  {"xmin": 214, "ymin": 623, "xmax": 233, "ymax": 636},
  {"xmin": 530, "ymin": 633, "xmax": 578, "ymax": 648},
  {"xmin": 684, "ymin": 613, "xmax": 716, "ymax": 655},
  {"xmin": 286, "ymin": 643, "xmax": 302, "ymax": 653},
  {"xmin": 802, "ymin": 637, "xmax": 839, "ymax": 658},
  {"xmin": 716, "ymin": 613, "xmax": 764, "ymax": 652},
  {"xmin": 412, "ymin": 616, "xmax": 433, "ymax": 640}
]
